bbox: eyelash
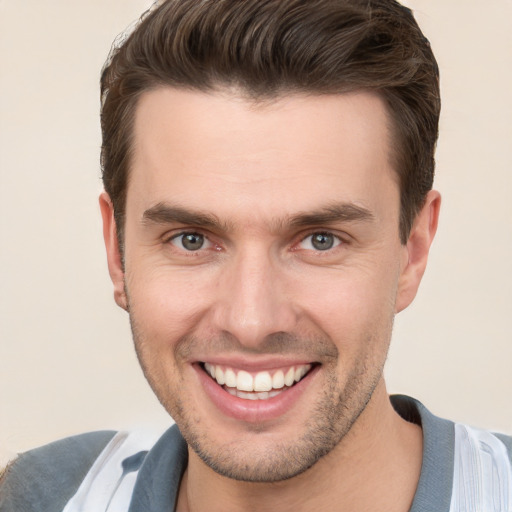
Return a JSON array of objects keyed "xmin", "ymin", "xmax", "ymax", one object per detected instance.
[
  {"xmin": 167, "ymin": 231, "xmax": 214, "ymax": 252},
  {"xmin": 298, "ymin": 231, "xmax": 343, "ymax": 251},
  {"xmin": 164, "ymin": 229, "xmax": 346, "ymax": 255}
]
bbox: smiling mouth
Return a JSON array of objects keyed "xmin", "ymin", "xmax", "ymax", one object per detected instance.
[{"xmin": 200, "ymin": 362, "xmax": 315, "ymax": 400}]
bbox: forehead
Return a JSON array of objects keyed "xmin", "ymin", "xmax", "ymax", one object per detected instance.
[{"xmin": 127, "ymin": 87, "xmax": 398, "ymax": 225}]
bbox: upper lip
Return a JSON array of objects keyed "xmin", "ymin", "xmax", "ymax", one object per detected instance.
[{"xmin": 194, "ymin": 356, "xmax": 318, "ymax": 371}]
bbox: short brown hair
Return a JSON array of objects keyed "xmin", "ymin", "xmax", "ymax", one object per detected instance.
[{"xmin": 101, "ymin": 0, "xmax": 440, "ymax": 245}]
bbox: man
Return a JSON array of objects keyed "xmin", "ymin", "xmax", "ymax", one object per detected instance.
[{"xmin": 1, "ymin": 0, "xmax": 511, "ymax": 510}]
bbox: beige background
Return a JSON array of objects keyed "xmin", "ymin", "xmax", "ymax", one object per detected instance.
[{"xmin": 1, "ymin": 0, "xmax": 511, "ymax": 463}]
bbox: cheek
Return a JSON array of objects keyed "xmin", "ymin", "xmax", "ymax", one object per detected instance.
[
  {"xmin": 293, "ymin": 264, "xmax": 399, "ymax": 355},
  {"xmin": 299, "ymin": 268, "xmax": 398, "ymax": 321},
  {"xmin": 125, "ymin": 265, "xmax": 215, "ymax": 348}
]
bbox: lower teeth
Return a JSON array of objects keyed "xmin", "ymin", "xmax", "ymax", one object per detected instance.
[{"xmin": 224, "ymin": 386, "xmax": 287, "ymax": 400}]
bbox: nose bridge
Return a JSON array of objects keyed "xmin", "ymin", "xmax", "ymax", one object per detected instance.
[{"xmin": 214, "ymin": 243, "xmax": 296, "ymax": 347}]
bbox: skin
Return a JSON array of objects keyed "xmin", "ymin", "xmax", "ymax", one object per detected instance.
[{"xmin": 101, "ymin": 88, "xmax": 440, "ymax": 511}]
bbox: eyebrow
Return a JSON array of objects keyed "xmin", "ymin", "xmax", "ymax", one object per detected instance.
[
  {"xmin": 142, "ymin": 201, "xmax": 374, "ymax": 232},
  {"xmin": 289, "ymin": 203, "xmax": 374, "ymax": 228},
  {"xmin": 142, "ymin": 203, "xmax": 231, "ymax": 230}
]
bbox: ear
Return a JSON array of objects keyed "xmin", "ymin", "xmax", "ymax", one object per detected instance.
[
  {"xmin": 99, "ymin": 192, "xmax": 128, "ymax": 311},
  {"xmin": 395, "ymin": 190, "xmax": 441, "ymax": 313}
]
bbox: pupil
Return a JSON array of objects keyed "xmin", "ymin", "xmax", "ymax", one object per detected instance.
[
  {"xmin": 183, "ymin": 233, "xmax": 204, "ymax": 251},
  {"xmin": 312, "ymin": 233, "xmax": 333, "ymax": 250}
]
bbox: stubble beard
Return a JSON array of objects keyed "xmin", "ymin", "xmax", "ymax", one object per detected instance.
[
  {"xmin": 129, "ymin": 311, "xmax": 389, "ymax": 484},
  {"xmin": 181, "ymin": 356, "xmax": 383, "ymax": 483}
]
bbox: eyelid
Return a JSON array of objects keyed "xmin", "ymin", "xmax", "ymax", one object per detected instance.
[
  {"xmin": 163, "ymin": 227, "xmax": 208, "ymax": 242},
  {"xmin": 162, "ymin": 228, "xmax": 348, "ymax": 253},
  {"xmin": 166, "ymin": 230, "xmax": 214, "ymax": 251},
  {"xmin": 294, "ymin": 230, "xmax": 347, "ymax": 252}
]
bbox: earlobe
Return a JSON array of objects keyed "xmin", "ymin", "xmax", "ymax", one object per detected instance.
[
  {"xmin": 99, "ymin": 192, "xmax": 128, "ymax": 311},
  {"xmin": 395, "ymin": 190, "xmax": 441, "ymax": 313}
]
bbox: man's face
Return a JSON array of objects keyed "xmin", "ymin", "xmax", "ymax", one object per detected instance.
[{"xmin": 115, "ymin": 88, "xmax": 411, "ymax": 481}]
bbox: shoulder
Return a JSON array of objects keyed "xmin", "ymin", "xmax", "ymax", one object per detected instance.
[
  {"xmin": 452, "ymin": 422, "xmax": 512, "ymax": 469},
  {"xmin": 450, "ymin": 424, "xmax": 512, "ymax": 511},
  {"xmin": 494, "ymin": 431, "xmax": 512, "ymax": 464},
  {"xmin": 0, "ymin": 430, "xmax": 116, "ymax": 512},
  {"xmin": 453, "ymin": 423, "xmax": 512, "ymax": 472},
  {"xmin": 391, "ymin": 394, "xmax": 512, "ymax": 512}
]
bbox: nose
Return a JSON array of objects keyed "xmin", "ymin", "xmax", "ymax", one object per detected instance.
[{"xmin": 211, "ymin": 245, "xmax": 298, "ymax": 349}]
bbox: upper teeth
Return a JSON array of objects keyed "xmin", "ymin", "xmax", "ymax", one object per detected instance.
[{"xmin": 204, "ymin": 363, "xmax": 312, "ymax": 392}]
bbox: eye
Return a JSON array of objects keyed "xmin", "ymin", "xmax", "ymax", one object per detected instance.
[
  {"xmin": 299, "ymin": 232, "xmax": 342, "ymax": 251},
  {"xmin": 170, "ymin": 232, "xmax": 211, "ymax": 251}
]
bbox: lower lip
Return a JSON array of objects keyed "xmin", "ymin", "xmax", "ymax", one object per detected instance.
[{"xmin": 194, "ymin": 364, "xmax": 319, "ymax": 423}]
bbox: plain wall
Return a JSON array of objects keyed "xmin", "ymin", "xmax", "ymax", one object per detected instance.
[{"xmin": 1, "ymin": 0, "xmax": 511, "ymax": 465}]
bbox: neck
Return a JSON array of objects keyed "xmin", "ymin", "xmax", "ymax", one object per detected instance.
[{"xmin": 177, "ymin": 384, "xmax": 423, "ymax": 512}]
